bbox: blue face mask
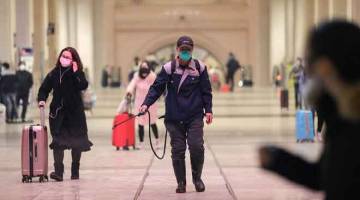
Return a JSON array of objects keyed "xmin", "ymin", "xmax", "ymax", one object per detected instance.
[{"xmin": 179, "ymin": 51, "xmax": 192, "ymax": 62}]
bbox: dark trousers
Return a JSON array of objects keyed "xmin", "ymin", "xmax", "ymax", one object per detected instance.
[
  {"xmin": 1, "ymin": 93, "xmax": 18, "ymax": 121},
  {"xmin": 16, "ymin": 93, "xmax": 29, "ymax": 120},
  {"xmin": 226, "ymin": 72, "xmax": 235, "ymax": 92},
  {"xmin": 165, "ymin": 118, "xmax": 204, "ymax": 161},
  {"xmin": 294, "ymin": 83, "xmax": 302, "ymax": 109},
  {"xmin": 138, "ymin": 124, "xmax": 159, "ymax": 142},
  {"xmin": 53, "ymin": 149, "xmax": 82, "ymax": 165}
]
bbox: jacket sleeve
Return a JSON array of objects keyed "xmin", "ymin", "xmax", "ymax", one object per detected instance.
[
  {"xmin": 29, "ymin": 72, "xmax": 34, "ymax": 88},
  {"xmin": 37, "ymin": 73, "xmax": 53, "ymax": 102},
  {"xmin": 142, "ymin": 67, "xmax": 169, "ymax": 107},
  {"xmin": 263, "ymin": 147, "xmax": 322, "ymax": 191},
  {"xmin": 72, "ymin": 70, "xmax": 88, "ymax": 91},
  {"xmin": 126, "ymin": 74, "xmax": 138, "ymax": 95},
  {"xmin": 200, "ymin": 67, "xmax": 213, "ymax": 113}
]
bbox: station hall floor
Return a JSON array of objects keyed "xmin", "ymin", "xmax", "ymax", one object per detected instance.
[{"xmin": 0, "ymin": 87, "xmax": 324, "ymax": 200}]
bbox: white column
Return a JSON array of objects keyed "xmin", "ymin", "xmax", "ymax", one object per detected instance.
[
  {"xmin": 314, "ymin": 0, "xmax": 330, "ymax": 24},
  {"xmin": 294, "ymin": 0, "xmax": 315, "ymax": 58},
  {"xmin": 285, "ymin": 0, "xmax": 296, "ymax": 62},
  {"xmin": 16, "ymin": 0, "xmax": 32, "ymax": 49},
  {"xmin": 33, "ymin": 0, "xmax": 48, "ymax": 83},
  {"xmin": 270, "ymin": 0, "xmax": 286, "ymax": 70},
  {"xmin": 0, "ymin": 0, "xmax": 16, "ymax": 65},
  {"xmin": 330, "ymin": 0, "xmax": 348, "ymax": 19},
  {"xmin": 93, "ymin": 0, "xmax": 116, "ymax": 89},
  {"xmin": 76, "ymin": 0, "xmax": 94, "ymax": 84},
  {"xmin": 349, "ymin": 0, "xmax": 360, "ymax": 25},
  {"xmin": 250, "ymin": 0, "xmax": 270, "ymax": 86}
]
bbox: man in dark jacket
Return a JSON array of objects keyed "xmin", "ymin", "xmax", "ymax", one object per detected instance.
[
  {"xmin": 16, "ymin": 61, "xmax": 33, "ymax": 122},
  {"xmin": 226, "ymin": 52, "xmax": 241, "ymax": 92},
  {"xmin": 140, "ymin": 36, "xmax": 213, "ymax": 194},
  {"xmin": 259, "ymin": 20, "xmax": 360, "ymax": 200},
  {"xmin": 0, "ymin": 62, "xmax": 18, "ymax": 123}
]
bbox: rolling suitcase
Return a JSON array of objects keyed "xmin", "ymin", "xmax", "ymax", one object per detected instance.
[
  {"xmin": 112, "ymin": 113, "xmax": 136, "ymax": 150},
  {"xmin": 220, "ymin": 84, "xmax": 231, "ymax": 93},
  {"xmin": 296, "ymin": 110, "xmax": 315, "ymax": 142},
  {"xmin": 280, "ymin": 89, "xmax": 289, "ymax": 109},
  {"xmin": 21, "ymin": 106, "xmax": 48, "ymax": 183}
]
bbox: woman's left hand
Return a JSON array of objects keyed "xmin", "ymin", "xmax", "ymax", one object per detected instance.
[{"xmin": 73, "ymin": 61, "xmax": 78, "ymax": 72}]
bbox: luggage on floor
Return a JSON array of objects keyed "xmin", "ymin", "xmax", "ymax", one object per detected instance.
[
  {"xmin": 112, "ymin": 113, "xmax": 135, "ymax": 150},
  {"xmin": 82, "ymin": 87, "xmax": 97, "ymax": 111},
  {"xmin": 280, "ymin": 89, "xmax": 289, "ymax": 109},
  {"xmin": 21, "ymin": 107, "xmax": 48, "ymax": 182},
  {"xmin": 220, "ymin": 84, "xmax": 231, "ymax": 93},
  {"xmin": 296, "ymin": 110, "xmax": 315, "ymax": 142},
  {"xmin": 0, "ymin": 103, "xmax": 5, "ymax": 124}
]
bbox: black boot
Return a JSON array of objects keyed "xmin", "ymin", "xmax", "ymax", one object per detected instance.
[
  {"xmin": 172, "ymin": 159, "xmax": 186, "ymax": 193},
  {"xmin": 71, "ymin": 162, "xmax": 80, "ymax": 180},
  {"xmin": 50, "ymin": 163, "xmax": 64, "ymax": 182},
  {"xmin": 191, "ymin": 154, "xmax": 205, "ymax": 192}
]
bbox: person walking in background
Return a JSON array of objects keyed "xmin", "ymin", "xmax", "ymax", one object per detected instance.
[
  {"xmin": 126, "ymin": 61, "xmax": 160, "ymax": 150},
  {"xmin": 16, "ymin": 61, "xmax": 33, "ymax": 122},
  {"xmin": 226, "ymin": 52, "xmax": 241, "ymax": 92},
  {"xmin": 38, "ymin": 47, "xmax": 93, "ymax": 181},
  {"xmin": 0, "ymin": 62, "xmax": 18, "ymax": 123},
  {"xmin": 101, "ymin": 65, "xmax": 110, "ymax": 88},
  {"xmin": 128, "ymin": 56, "xmax": 140, "ymax": 82},
  {"xmin": 289, "ymin": 58, "xmax": 305, "ymax": 109}
]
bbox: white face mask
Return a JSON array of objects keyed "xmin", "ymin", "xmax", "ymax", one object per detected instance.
[
  {"xmin": 19, "ymin": 64, "xmax": 26, "ymax": 71},
  {"xmin": 59, "ymin": 57, "xmax": 72, "ymax": 67}
]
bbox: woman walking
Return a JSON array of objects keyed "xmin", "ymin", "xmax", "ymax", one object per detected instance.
[
  {"xmin": 38, "ymin": 47, "xmax": 93, "ymax": 181},
  {"xmin": 126, "ymin": 62, "xmax": 159, "ymax": 150}
]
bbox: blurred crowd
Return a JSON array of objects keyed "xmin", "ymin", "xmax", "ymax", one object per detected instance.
[{"xmin": 0, "ymin": 61, "xmax": 33, "ymax": 123}]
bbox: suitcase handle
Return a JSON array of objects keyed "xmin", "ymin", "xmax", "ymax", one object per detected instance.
[{"xmin": 39, "ymin": 106, "xmax": 45, "ymax": 127}]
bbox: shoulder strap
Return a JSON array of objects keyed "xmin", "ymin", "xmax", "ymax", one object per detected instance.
[
  {"xmin": 171, "ymin": 60, "xmax": 176, "ymax": 75},
  {"xmin": 193, "ymin": 59, "xmax": 201, "ymax": 74}
]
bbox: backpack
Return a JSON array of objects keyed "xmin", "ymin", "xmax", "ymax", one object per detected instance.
[{"xmin": 170, "ymin": 59, "xmax": 201, "ymax": 79}]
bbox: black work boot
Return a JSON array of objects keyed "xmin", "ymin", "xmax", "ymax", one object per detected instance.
[
  {"xmin": 191, "ymin": 154, "xmax": 205, "ymax": 192},
  {"xmin": 172, "ymin": 159, "xmax": 186, "ymax": 193},
  {"xmin": 50, "ymin": 163, "xmax": 64, "ymax": 182},
  {"xmin": 71, "ymin": 162, "xmax": 80, "ymax": 180}
]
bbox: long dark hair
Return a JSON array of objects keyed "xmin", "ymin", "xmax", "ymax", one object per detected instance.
[{"xmin": 55, "ymin": 47, "xmax": 84, "ymax": 71}]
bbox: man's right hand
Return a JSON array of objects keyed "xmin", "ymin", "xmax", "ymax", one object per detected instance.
[
  {"xmin": 139, "ymin": 105, "xmax": 148, "ymax": 114},
  {"xmin": 38, "ymin": 101, "xmax": 46, "ymax": 108}
]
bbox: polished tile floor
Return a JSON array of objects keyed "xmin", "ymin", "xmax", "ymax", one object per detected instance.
[{"xmin": 0, "ymin": 87, "xmax": 324, "ymax": 200}]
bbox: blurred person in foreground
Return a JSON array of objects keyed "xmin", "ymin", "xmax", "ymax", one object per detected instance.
[{"xmin": 259, "ymin": 20, "xmax": 360, "ymax": 200}]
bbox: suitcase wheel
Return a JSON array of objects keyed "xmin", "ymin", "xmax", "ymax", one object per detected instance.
[
  {"xmin": 39, "ymin": 175, "xmax": 48, "ymax": 183},
  {"xmin": 22, "ymin": 176, "xmax": 32, "ymax": 183}
]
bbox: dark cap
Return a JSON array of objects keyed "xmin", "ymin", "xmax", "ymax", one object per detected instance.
[{"xmin": 177, "ymin": 36, "xmax": 194, "ymax": 49}]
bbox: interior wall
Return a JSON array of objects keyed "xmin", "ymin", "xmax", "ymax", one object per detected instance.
[
  {"xmin": 113, "ymin": 1, "xmax": 270, "ymax": 85},
  {"xmin": 0, "ymin": 0, "xmax": 16, "ymax": 65},
  {"xmin": 270, "ymin": 0, "xmax": 286, "ymax": 70}
]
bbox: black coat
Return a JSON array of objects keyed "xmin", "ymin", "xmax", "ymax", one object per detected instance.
[
  {"xmin": 16, "ymin": 70, "xmax": 33, "ymax": 95},
  {"xmin": 226, "ymin": 58, "xmax": 240, "ymax": 75},
  {"xmin": 37, "ymin": 66, "xmax": 92, "ymax": 151},
  {"xmin": 265, "ymin": 93, "xmax": 360, "ymax": 200},
  {"xmin": 0, "ymin": 71, "xmax": 17, "ymax": 94}
]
